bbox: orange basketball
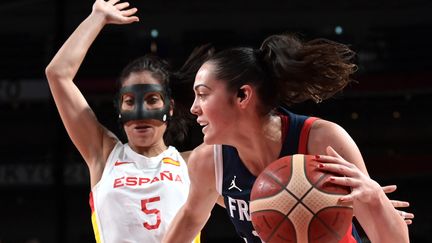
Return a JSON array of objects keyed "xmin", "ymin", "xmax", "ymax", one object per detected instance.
[{"xmin": 250, "ymin": 154, "xmax": 353, "ymax": 243}]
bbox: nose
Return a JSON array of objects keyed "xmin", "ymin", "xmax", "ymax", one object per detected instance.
[{"xmin": 190, "ymin": 97, "xmax": 201, "ymax": 115}]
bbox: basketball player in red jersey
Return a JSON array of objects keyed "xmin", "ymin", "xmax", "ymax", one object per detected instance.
[
  {"xmin": 45, "ymin": 0, "xmax": 202, "ymax": 242},
  {"xmin": 163, "ymin": 35, "xmax": 411, "ymax": 243}
]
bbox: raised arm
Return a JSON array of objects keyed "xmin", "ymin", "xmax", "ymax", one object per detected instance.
[
  {"xmin": 309, "ymin": 120, "xmax": 409, "ymax": 243},
  {"xmin": 163, "ymin": 144, "xmax": 220, "ymax": 243},
  {"xmin": 44, "ymin": 0, "xmax": 139, "ymax": 186}
]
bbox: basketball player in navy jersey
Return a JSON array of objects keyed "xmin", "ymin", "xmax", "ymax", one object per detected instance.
[{"xmin": 163, "ymin": 35, "xmax": 410, "ymax": 243}]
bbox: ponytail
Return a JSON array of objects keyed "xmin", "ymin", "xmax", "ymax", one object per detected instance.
[{"xmin": 260, "ymin": 33, "xmax": 357, "ymax": 106}]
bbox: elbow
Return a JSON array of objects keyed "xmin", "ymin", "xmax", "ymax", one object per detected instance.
[
  {"xmin": 45, "ymin": 63, "xmax": 59, "ymax": 82},
  {"xmin": 45, "ymin": 63, "xmax": 72, "ymax": 84}
]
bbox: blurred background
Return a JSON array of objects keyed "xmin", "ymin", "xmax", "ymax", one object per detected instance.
[{"xmin": 1, "ymin": 0, "xmax": 431, "ymax": 242}]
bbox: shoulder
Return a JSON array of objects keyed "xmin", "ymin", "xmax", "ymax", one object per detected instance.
[
  {"xmin": 308, "ymin": 119, "xmax": 355, "ymax": 154},
  {"xmin": 187, "ymin": 143, "xmax": 215, "ymax": 176},
  {"xmin": 310, "ymin": 119, "xmax": 347, "ymax": 138},
  {"xmin": 189, "ymin": 143, "xmax": 214, "ymax": 164},
  {"xmin": 308, "ymin": 119, "xmax": 366, "ymax": 172}
]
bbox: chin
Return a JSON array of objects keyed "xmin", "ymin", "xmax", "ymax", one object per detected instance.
[{"xmin": 131, "ymin": 137, "xmax": 154, "ymax": 146}]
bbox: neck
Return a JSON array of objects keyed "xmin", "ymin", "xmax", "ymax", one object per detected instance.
[
  {"xmin": 232, "ymin": 114, "xmax": 282, "ymax": 176},
  {"xmin": 129, "ymin": 141, "xmax": 168, "ymax": 157}
]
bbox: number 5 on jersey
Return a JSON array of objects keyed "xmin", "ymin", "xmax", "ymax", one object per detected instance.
[{"xmin": 141, "ymin": 196, "xmax": 161, "ymax": 230}]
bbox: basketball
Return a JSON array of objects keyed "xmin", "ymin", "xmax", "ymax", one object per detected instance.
[{"xmin": 250, "ymin": 154, "xmax": 353, "ymax": 243}]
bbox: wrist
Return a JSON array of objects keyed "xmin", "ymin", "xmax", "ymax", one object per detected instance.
[{"xmin": 88, "ymin": 10, "xmax": 108, "ymax": 26}]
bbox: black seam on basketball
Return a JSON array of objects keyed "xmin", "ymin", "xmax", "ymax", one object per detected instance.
[
  {"xmin": 306, "ymin": 159, "xmax": 349, "ymax": 195},
  {"xmin": 276, "ymin": 232, "xmax": 291, "ymax": 242},
  {"xmin": 309, "ymin": 207, "xmax": 353, "ymax": 241},
  {"xmin": 265, "ymin": 156, "xmax": 341, "ymax": 242},
  {"xmin": 263, "ymin": 170, "xmax": 301, "ymax": 242},
  {"xmin": 304, "ymin": 156, "xmax": 327, "ymax": 192},
  {"xmin": 251, "ymin": 209, "xmax": 292, "ymax": 242},
  {"xmin": 264, "ymin": 171, "xmax": 303, "ymax": 214},
  {"xmin": 252, "ymin": 172, "xmax": 291, "ymax": 201},
  {"xmin": 299, "ymin": 161, "xmax": 342, "ymax": 241},
  {"xmin": 263, "ymin": 214, "xmax": 271, "ymax": 229}
]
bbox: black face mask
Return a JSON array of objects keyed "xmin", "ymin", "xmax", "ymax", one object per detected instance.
[{"xmin": 118, "ymin": 84, "xmax": 171, "ymax": 124}]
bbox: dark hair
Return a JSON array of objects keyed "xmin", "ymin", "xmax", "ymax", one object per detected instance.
[
  {"xmin": 171, "ymin": 43, "xmax": 215, "ymax": 110},
  {"xmin": 206, "ymin": 33, "xmax": 357, "ymax": 115}
]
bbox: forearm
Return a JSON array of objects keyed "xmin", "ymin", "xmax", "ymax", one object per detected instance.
[
  {"xmin": 163, "ymin": 206, "xmax": 210, "ymax": 243},
  {"xmin": 355, "ymin": 191, "xmax": 409, "ymax": 243}
]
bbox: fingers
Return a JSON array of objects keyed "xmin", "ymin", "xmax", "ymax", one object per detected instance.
[
  {"xmin": 316, "ymin": 160, "xmax": 356, "ymax": 178},
  {"xmin": 122, "ymin": 7, "xmax": 139, "ymax": 18},
  {"xmin": 326, "ymin": 175, "xmax": 356, "ymax": 187},
  {"xmin": 382, "ymin": 185, "xmax": 397, "ymax": 193},
  {"xmin": 108, "ymin": 0, "xmax": 121, "ymax": 5},
  {"xmin": 390, "ymin": 199, "xmax": 410, "ymax": 208},
  {"xmin": 314, "ymin": 153, "xmax": 352, "ymax": 167},
  {"xmin": 338, "ymin": 194, "xmax": 354, "ymax": 203},
  {"xmin": 115, "ymin": 2, "xmax": 130, "ymax": 10},
  {"xmin": 112, "ymin": 1, "xmax": 138, "ymax": 19},
  {"xmin": 397, "ymin": 209, "xmax": 415, "ymax": 224}
]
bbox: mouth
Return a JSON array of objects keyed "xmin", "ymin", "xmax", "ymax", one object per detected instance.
[
  {"xmin": 196, "ymin": 119, "xmax": 208, "ymax": 127},
  {"xmin": 134, "ymin": 124, "xmax": 152, "ymax": 131},
  {"xmin": 196, "ymin": 120, "xmax": 209, "ymax": 133}
]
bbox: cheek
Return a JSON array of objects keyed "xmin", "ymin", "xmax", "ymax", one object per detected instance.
[
  {"xmin": 205, "ymin": 103, "xmax": 232, "ymax": 125},
  {"xmin": 123, "ymin": 124, "xmax": 132, "ymax": 135}
]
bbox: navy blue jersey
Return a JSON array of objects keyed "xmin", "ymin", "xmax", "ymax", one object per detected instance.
[{"xmin": 213, "ymin": 107, "xmax": 362, "ymax": 243}]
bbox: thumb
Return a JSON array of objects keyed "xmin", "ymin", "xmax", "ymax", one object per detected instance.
[{"xmin": 326, "ymin": 146, "xmax": 343, "ymax": 159}]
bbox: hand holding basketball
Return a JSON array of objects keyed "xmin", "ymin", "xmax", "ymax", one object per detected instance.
[
  {"xmin": 250, "ymin": 153, "xmax": 353, "ymax": 243},
  {"xmin": 316, "ymin": 146, "xmax": 383, "ymax": 204}
]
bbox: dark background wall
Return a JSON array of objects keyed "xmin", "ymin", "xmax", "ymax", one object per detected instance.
[{"xmin": 1, "ymin": 0, "xmax": 431, "ymax": 242}]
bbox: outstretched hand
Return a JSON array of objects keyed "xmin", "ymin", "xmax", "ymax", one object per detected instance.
[
  {"xmin": 382, "ymin": 185, "xmax": 414, "ymax": 225},
  {"xmin": 92, "ymin": 0, "xmax": 139, "ymax": 25},
  {"xmin": 315, "ymin": 147, "xmax": 414, "ymax": 225}
]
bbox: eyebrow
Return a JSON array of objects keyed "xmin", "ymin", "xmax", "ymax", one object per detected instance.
[{"xmin": 193, "ymin": 84, "xmax": 212, "ymax": 91}]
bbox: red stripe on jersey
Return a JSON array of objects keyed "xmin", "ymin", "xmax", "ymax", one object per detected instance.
[
  {"xmin": 280, "ymin": 114, "xmax": 289, "ymax": 143},
  {"xmin": 340, "ymin": 224, "xmax": 357, "ymax": 243},
  {"xmin": 89, "ymin": 192, "xmax": 95, "ymax": 213},
  {"xmin": 298, "ymin": 117, "xmax": 319, "ymax": 154}
]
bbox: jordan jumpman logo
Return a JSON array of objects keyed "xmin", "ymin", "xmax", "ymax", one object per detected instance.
[{"xmin": 228, "ymin": 176, "xmax": 242, "ymax": 191}]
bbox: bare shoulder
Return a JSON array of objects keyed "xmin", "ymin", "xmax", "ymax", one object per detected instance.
[
  {"xmin": 310, "ymin": 119, "xmax": 346, "ymax": 137},
  {"xmin": 308, "ymin": 119, "xmax": 359, "ymax": 155},
  {"xmin": 187, "ymin": 143, "xmax": 215, "ymax": 181},
  {"xmin": 189, "ymin": 143, "xmax": 214, "ymax": 168},
  {"xmin": 180, "ymin": 144, "xmax": 213, "ymax": 165},
  {"xmin": 308, "ymin": 119, "xmax": 366, "ymax": 172}
]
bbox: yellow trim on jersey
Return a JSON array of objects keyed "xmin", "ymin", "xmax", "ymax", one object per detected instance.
[
  {"xmin": 162, "ymin": 157, "xmax": 180, "ymax": 166},
  {"xmin": 91, "ymin": 212, "xmax": 101, "ymax": 243},
  {"xmin": 193, "ymin": 232, "xmax": 201, "ymax": 243}
]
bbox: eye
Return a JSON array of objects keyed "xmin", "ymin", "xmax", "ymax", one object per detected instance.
[
  {"xmin": 148, "ymin": 95, "xmax": 161, "ymax": 104},
  {"xmin": 196, "ymin": 92, "xmax": 207, "ymax": 99},
  {"xmin": 145, "ymin": 93, "xmax": 164, "ymax": 107},
  {"xmin": 123, "ymin": 96, "xmax": 134, "ymax": 106},
  {"xmin": 194, "ymin": 86, "xmax": 209, "ymax": 99}
]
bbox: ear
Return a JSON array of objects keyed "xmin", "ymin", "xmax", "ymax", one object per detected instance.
[{"xmin": 236, "ymin": 84, "xmax": 253, "ymax": 108}]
